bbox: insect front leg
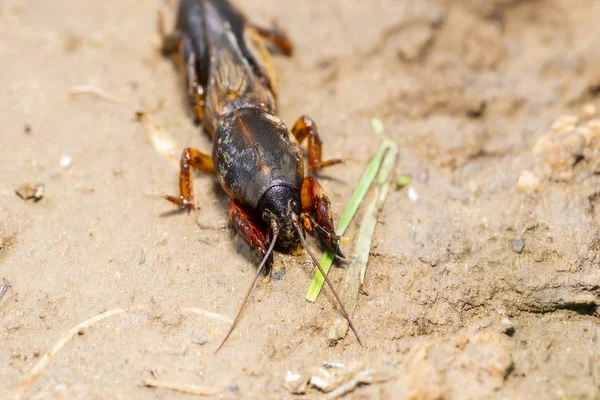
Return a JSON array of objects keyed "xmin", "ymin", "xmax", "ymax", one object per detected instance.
[
  {"xmin": 291, "ymin": 116, "xmax": 344, "ymax": 171},
  {"xmin": 165, "ymin": 148, "xmax": 215, "ymax": 212},
  {"xmin": 300, "ymin": 176, "xmax": 343, "ymax": 257},
  {"xmin": 228, "ymin": 201, "xmax": 274, "ymax": 281}
]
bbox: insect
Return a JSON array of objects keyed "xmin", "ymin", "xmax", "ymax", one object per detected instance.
[{"xmin": 159, "ymin": 0, "xmax": 362, "ymax": 351}]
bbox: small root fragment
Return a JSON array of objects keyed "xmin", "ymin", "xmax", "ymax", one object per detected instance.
[
  {"xmin": 67, "ymin": 85, "xmax": 127, "ymax": 104},
  {"xmin": 15, "ymin": 308, "xmax": 126, "ymax": 400},
  {"xmin": 324, "ymin": 369, "xmax": 395, "ymax": 399},
  {"xmin": 180, "ymin": 306, "xmax": 234, "ymax": 324},
  {"xmin": 143, "ymin": 379, "xmax": 221, "ymax": 396},
  {"xmin": 135, "ymin": 111, "xmax": 180, "ymax": 168}
]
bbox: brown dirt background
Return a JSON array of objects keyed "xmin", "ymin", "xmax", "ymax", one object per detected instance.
[{"xmin": 2, "ymin": 0, "xmax": 600, "ymax": 398}]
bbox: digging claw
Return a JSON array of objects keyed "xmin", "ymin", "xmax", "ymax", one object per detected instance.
[{"xmin": 318, "ymin": 231, "xmax": 344, "ymax": 258}]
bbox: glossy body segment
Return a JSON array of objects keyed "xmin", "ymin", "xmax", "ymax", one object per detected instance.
[{"xmin": 213, "ymin": 107, "xmax": 303, "ymax": 208}]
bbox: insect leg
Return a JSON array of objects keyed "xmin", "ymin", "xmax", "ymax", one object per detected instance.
[
  {"xmin": 300, "ymin": 176, "xmax": 343, "ymax": 257},
  {"xmin": 250, "ymin": 23, "xmax": 294, "ymax": 56},
  {"xmin": 159, "ymin": 17, "xmax": 207, "ymax": 125},
  {"xmin": 228, "ymin": 201, "xmax": 274, "ymax": 279},
  {"xmin": 291, "ymin": 116, "xmax": 344, "ymax": 171},
  {"xmin": 176, "ymin": 37, "xmax": 207, "ymax": 124},
  {"xmin": 164, "ymin": 148, "xmax": 215, "ymax": 212}
]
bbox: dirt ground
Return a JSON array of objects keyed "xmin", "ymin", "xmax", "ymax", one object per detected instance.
[{"xmin": 2, "ymin": 0, "xmax": 600, "ymax": 398}]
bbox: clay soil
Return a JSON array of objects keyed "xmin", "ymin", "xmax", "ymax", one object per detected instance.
[{"xmin": 3, "ymin": 0, "xmax": 600, "ymax": 399}]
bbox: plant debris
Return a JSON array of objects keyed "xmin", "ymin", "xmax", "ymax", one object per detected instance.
[
  {"xmin": 329, "ymin": 121, "xmax": 398, "ymax": 343},
  {"xmin": 323, "ymin": 361, "xmax": 345, "ymax": 369},
  {"xmin": 180, "ymin": 306, "xmax": 234, "ymax": 324},
  {"xmin": 396, "ymin": 174, "xmax": 412, "ymax": 189},
  {"xmin": 143, "ymin": 379, "xmax": 221, "ymax": 396},
  {"xmin": 15, "ymin": 183, "xmax": 44, "ymax": 202},
  {"xmin": 135, "ymin": 111, "xmax": 180, "ymax": 168},
  {"xmin": 306, "ymin": 118, "xmax": 397, "ymax": 302},
  {"xmin": 283, "ymin": 361, "xmax": 395, "ymax": 398},
  {"xmin": 15, "ymin": 308, "xmax": 126, "ymax": 400},
  {"xmin": 67, "ymin": 84, "xmax": 127, "ymax": 104}
]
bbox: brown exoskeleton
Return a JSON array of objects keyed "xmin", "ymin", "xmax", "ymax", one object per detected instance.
[{"xmin": 160, "ymin": 0, "xmax": 362, "ymax": 351}]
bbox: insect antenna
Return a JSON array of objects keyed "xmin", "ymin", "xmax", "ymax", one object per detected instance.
[
  {"xmin": 214, "ymin": 230, "xmax": 279, "ymax": 354},
  {"xmin": 292, "ymin": 222, "xmax": 364, "ymax": 347}
]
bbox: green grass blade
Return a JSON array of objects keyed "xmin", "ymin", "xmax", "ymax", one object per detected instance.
[
  {"xmin": 306, "ymin": 129, "xmax": 396, "ymax": 302},
  {"xmin": 329, "ymin": 143, "xmax": 398, "ymax": 341}
]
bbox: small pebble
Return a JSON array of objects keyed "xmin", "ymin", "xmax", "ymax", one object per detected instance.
[
  {"xmin": 309, "ymin": 376, "xmax": 329, "ymax": 390},
  {"xmin": 510, "ymin": 236, "xmax": 524, "ymax": 253},
  {"xmin": 408, "ymin": 187, "xmax": 419, "ymax": 201},
  {"xmin": 286, "ymin": 371, "xmax": 301, "ymax": 383},
  {"xmin": 60, "ymin": 155, "xmax": 72, "ymax": 168},
  {"xmin": 551, "ymin": 115, "xmax": 578, "ymax": 134},
  {"xmin": 323, "ymin": 361, "xmax": 345, "ymax": 369},
  {"xmin": 284, "ymin": 369, "xmax": 308, "ymax": 394},
  {"xmin": 192, "ymin": 328, "xmax": 208, "ymax": 345},
  {"xmin": 272, "ymin": 268, "xmax": 286, "ymax": 280},
  {"xmin": 581, "ymin": 103, "xmax": 597, "ymax": 119},
  {"xmin": 516, "ymin": 170, "xmax": 542, "ymax": 194},
  {"xmin": 226, "ymin": 385, "xmax": 239, "ymax": 393}
]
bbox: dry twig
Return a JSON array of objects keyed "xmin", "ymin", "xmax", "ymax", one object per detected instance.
[
  {"xmin": 15, "ymin": 308, "xmax": 126, "ymax": 400},
  {"xmin": 67, "ymin": 85, "xmax": 127, "ymax": 104},
  {"xmin": 135, "ymin": 111, "xmax": 180, "ymax": 168},
  {"xmin": 143, "ymin": 379, "xmax": 221, "ymax": 396},
  {"xmin": 180, "ymin": 306, "xmax": 234, "ymax": 324},
  {"xmin": 324, "ymin": 369, "xmax": 395, "ymax": 399}
]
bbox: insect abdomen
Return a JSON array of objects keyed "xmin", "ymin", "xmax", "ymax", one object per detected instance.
[{"xmin": 213, "ymin": 107, "xmax": 304, "ymax": 208}]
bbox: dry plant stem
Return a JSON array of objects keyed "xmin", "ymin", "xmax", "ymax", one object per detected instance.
[
  {"xmin": 67, "ymin": 84, "xmax": 127, "ymax": 104},
  {"xmin": 328, "ymin": 143, "xmax": 398, "ymax": 342},
  {"xmin": 306, "ymin": 137, "xmax": 396, "ymax": 302},
  {"xmin": 144, "ymin": 379, "xmax": 288, "ymax": 398},
  {"xmin": 143, "ymin": 379, "xmax": 221, "ymax": 396},
  {"xmin": 15, "ymin": 308, "xmax": 126, "ymax": 400},
  {"xmin": 135, "ymin": 111, "xmax": 180, "ymax": 168},
  {"xmin": 324, "ymin": 370, "xmax": 396, "ymax": 399},
  {"xmin": 180, "ymin": 306, "xmax": 234, "ymax": 324}
]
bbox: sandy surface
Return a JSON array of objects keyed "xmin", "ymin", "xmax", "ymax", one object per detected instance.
[{"xmin": 2, "ymin": 0, "xmax": 600, "ymax": 398}]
